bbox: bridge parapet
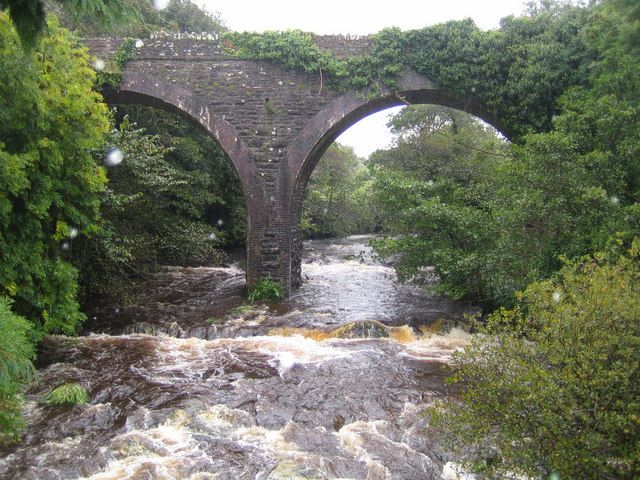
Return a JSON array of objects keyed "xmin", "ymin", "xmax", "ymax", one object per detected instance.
[{"xmin": 85, "ymin": 33, "xmax": 375, "ymax": 62}]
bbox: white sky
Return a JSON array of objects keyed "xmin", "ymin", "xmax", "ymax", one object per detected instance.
[{"xmin": 201, "ymin": 0, "xmax": 527, "ymax": 157}]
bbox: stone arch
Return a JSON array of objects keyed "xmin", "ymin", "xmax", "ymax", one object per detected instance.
[
  {"xmin": 101, "ymin": 73, "xmax": 268, "ymax": 287},
  {"xmin": 287, "ymin": 69, "xmax": 504, "ymax": 288},
  {"xmin": 102, "ymin": 72, "xmax": 263, "ymax": 202}
]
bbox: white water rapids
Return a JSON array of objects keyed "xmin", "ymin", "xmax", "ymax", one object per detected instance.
[{"xmin": 0, "ymin": 236, "xmax": 478, "ymax": 479}]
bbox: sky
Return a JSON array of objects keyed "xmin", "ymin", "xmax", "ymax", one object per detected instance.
[{"xmin": 200, "ymin": 0, "xmax": 527, "ymax": 157}]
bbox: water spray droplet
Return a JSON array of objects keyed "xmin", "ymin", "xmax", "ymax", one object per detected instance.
[
  {"xmin": 471, "ymin": 86, "xmax": 476, "ymax": 93},
  {"xmin": 61, "ymin": 241, "xmax": 70, "ymax": 251},
  {"xmin": 552, "ymin": 290, "xmax": 562, "ymax": 303},
  {"xmin": 207, "ymin": 233, "xmax": 217, "ymax": 241},
  {"xmin": 114, "ymin": 308, "xmax": 120, "ymax": 314},
  {"xmin": 269, "ymin": 195, "xmax": 275, "ymax": 202},
  {"xmin": 68, "ymin": 227, "xmax": 79, "ymax": 239},
  {"xmin": 93, "ymin": 59, "xmax": 105, "ymax": 71},
  {"xmin": 104, "ymin": 148, "xmax": 123, "ymax": 167},
  {"xmin": 611, "ymin": 195, "xmax": 619, "ymax": 205},
  {"xmin": 217, "ymin": 219, "xmax": 224, "ymax": 226},
  {"xmin": 135, "ymin": 39, "xmax": 145, "ymax": 48},
  {"xmin": 152, "ymin": 0, "xmax": 170, "ymax": 10}
]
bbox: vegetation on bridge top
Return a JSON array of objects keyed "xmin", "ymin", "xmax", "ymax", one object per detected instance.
[{"xmin": 223, "ymin": 3, "xmax": 591, "ymax": 139}]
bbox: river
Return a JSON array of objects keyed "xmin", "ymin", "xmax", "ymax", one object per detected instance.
[{"xmin": 0, "ymin": 236, "xmax": 478, "ymax": 479}]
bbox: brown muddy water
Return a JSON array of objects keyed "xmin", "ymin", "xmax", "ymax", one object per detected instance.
[{"xmin": 0, "ymin": 236, "xmax": 478, "ymax": 479}]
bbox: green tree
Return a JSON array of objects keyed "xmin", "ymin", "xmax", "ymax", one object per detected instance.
[
  {"xmin": 0, "ymin": 13, "xmax": 108, "ymax": 441},
  {"xmin": 113, "ymin": 105, "xmax": 246, "ymax": 246},
  {"xmin": 370, "ymin": 105, "xmax": 509, "ymax": 303},
  {"xmin": 47, "ymin": 0, "xmax": 226, "ymax": 38},
  {"xmin": 0, "ymin": 297, "xmax": 36, "ymax": 444},
  {"xmin": 302, "ymin": 143, "xmax": 376, "ymax": 238},
  {"xmin": 0, "ymin": 13, "xmax": 109, "ymax": 332},
  {"xmin": 429, "ymin": 239, "xmax": 640, "ymax": 479}
]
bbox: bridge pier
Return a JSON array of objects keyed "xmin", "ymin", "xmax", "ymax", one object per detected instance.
[{"xmin": 244, "ymin": 191, "xmax": 295, "ymax": 296}]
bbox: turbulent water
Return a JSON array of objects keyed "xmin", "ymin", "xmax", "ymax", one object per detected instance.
[{"xmin": 0, "ymin": 236, "xmax": 478, "ymax": 479}]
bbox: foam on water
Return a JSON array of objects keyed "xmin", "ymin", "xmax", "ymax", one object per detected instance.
[
  {"xmin": 401, "ymin": 328, "xmax": 473, "ymax": 362},
  {"xmin": 337, "ymin": 419, "xmax": 439, "ymax": 479}
]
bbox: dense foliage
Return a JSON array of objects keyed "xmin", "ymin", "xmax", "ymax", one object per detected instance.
[
  {"xmin": 370, "ymin": 103, "xmax": 628, "ymax": 307},
  {"xmin": 0, "ymin": 14, "xmax": 109, "ymax": 332},
  {"xmin": 370, "ymin": 106, "xmax": 509, "ymax": 303},
  {"xmin": 302, "ymin": 143, "xmax": 377, "ymax": 238},
  {"xmin": 113, "ymin": 105, "xmax": 246, "ymax": 247},
  {"xmin": 0, "ymin": 13, "xmax": 108, "ymax": 441},
  {"xmin": 73, "ymin": 109, "xmax": 245, "ymax": 306},
  {"xmin": 370, "ymin": 0, "xmax": 640, "ymax": 309},
  {"xmin": 224, "ymin": 2, "xmax": 592, "ymax": 139},
  {"xmin": 48, "ymin": 0, "xmax": 226, "ymax": 38},
  {"xmin": 429, "ymin": 239, "xmax": 640, "ymax": 479}
]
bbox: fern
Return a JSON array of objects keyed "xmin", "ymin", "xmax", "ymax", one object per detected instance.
[
  {"xmin": 44, "ymin": 383, "xmax": 90, "ymax": 406},
  {"xmin": 0, "ymin": 297, "xmax": 37, "ymax": 444}
]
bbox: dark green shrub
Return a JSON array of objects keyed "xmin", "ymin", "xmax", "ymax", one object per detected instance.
[
  {"xmin": 428, "ymin": 238, "xmax": 640, "ymax": 479},
  {"xmin": 247, "ymin": 278, "xmax": 284, "ymax": 303}
]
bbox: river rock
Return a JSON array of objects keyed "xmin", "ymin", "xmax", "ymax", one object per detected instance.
[{"xmin": 332, "ymin": 320, "xmax": 390, "ymax": 339}]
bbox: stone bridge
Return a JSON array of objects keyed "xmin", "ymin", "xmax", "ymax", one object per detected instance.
[{"xmin": 87, "ymin": 33, "xmax": 499, "ymax": 295}]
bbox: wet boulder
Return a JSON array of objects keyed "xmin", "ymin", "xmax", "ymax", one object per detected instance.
[{"xmin": 332, "ymin": 320, "xmax": 390, "ymax": 339}]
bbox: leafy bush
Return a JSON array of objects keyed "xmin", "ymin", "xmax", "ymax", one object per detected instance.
[
  {"xmin": 44, "ymin": 383, "xmax": 90, "ymax": 406},
  {"xmin": 0, "ymin": 12, "xmax": 109, "ymax": 444},
  {"xmin": 247, "ymin": 278, "xmax": 284, "ymax": 303},
  {"xmin": 428, "ymin": 238, "xmax": 640, "ymax": 479},
  {"xmin": 0, "ymin": 298, "xmax": 36, "ymax": 444}
]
